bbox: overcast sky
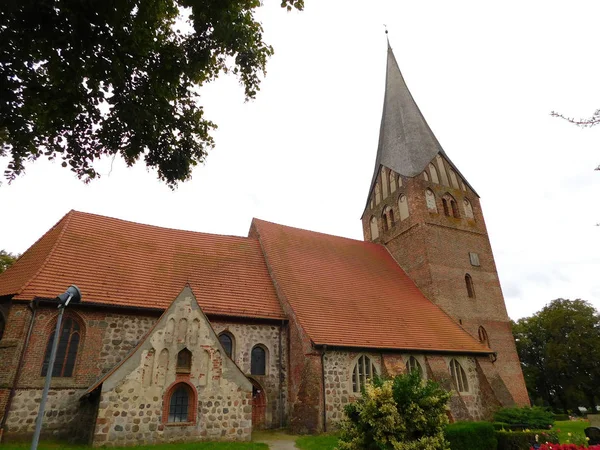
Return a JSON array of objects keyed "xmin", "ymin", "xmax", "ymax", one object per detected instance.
[{"xmin": 1, "ymin": 1, "xmax": 598, "ymax": 320}]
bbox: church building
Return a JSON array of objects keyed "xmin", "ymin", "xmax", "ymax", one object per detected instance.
[{"xmin": 0, "ymin": 43, "xmax": 529, "ymax": 445}]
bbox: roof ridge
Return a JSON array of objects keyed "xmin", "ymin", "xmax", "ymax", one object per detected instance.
[
  {"xmin": 71, "ymin": 210, "xmax": 256, "ymax": 241},
  {"xmin": 252, "ymin": 218, "xmax": 373, "ymax": 246},
  {"xmin": 16, "ymin": 210, "xmax": 75, "ymax": 297}
]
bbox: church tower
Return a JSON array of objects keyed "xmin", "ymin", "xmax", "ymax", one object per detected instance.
[{"xmin": 362, "ymin": 42, "xmax": 529, "ymax": 405}]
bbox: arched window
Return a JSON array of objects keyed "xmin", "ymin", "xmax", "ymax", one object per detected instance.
[
  {"xmin": 451, "ymin": 200, "xmax": 460, "ymax": 218},
  {"xmin": 0, "ymin": 312, "xmax": 5, "ymax": 341},
  {"xmin": 375, "ymin": 183, "xmax": 381, "ymax": 205},
  {"xmin": 219, "ymin": 332, "xmax": 234, "ymax": 359},
  {"xmin": 406, "ymin": 356, "xmax": 424, "ymax": 379},
  {"xmin": 389, "ymin": 170, "xmax": 397, "ymax": 193},
  {"xmin": 382, "ymin": 211, "xmax": 389, "ymax": 232},
  {"xmin": 465, "ymin": 274, "xmax": 475, "ymax": 298},
  {"xmin": 398, "ymin": 195, "xmax": 409, "ymax": 221},
  {"xmin": 425, "ymin": 189, "xmax": 437, "ymax": 212},
  {"xmin": 352, "ymin": 355, "xmax": 377, "ymax": 393},
  {"xmin": 478, "ymin": 326, "xmax": 489, "ymax": 346},
  {"xmin": 369, "ymin": 216, "xmax": 379, "ymax": 240},
  {"xmin": 442, "ymin": 198, "xmax": 449, "ymax": 216},
  {"xmin": 168, "ymin": 383, "xmax": 192, "ymax": 423},
  {"xmin": 41, "ymin": 317, "xmax": 81, "ymax": 377},
  {"xmin": 388, "ymin": 208, "xmax": 395, "ymax": 228},
  {"xmin": 428, "ymin": 163, "xmax": 439, "ymax": 184},
  {"xmin": 423, "ymin": 171, "xmax": 429, "ymax": 182},
  {"xmin": 251, "ymin": 345, "xmax": 267, "ymax": 375},
  {"xmin": 397, "ymin": 175, "xmax": 402, "ymax": 187},
  {"xmin": 176, "ymin": 348, "xmax": 192, "ymax": 373},
  {"xmin": 442, "ymin": 194, "xmax": 459, "ymax": 218},
  {"xmin": 463, "ymin": 198, "xmax": 474, "ymax": 219},
  {"xmin": 449, "ymin": 359, "xmax": 469, "ymax": 393}
]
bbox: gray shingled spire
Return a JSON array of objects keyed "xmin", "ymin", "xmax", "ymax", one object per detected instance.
[{"xmin": 363, "ymin": 41, "xmax": 476, "ymax": 214}]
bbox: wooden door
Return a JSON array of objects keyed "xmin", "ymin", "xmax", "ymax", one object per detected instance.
[{"xmin": 251, "ymin": 380, "xmax": 266, "ymax": 429}]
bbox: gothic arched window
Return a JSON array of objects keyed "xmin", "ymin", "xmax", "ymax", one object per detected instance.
[
  {"xmin": 375, "ymin": 183, "xmax": 382, "ymax": 205},
  {"xmin": 465, "ymin": 274, "xmax": 475, "ymax": 298},
  {"xmin": 478, "ymin": 326, "xmax": 489, "ymax": 346},
  {"xmin": 352, "ymin": 355, "xmax": 377, "ymax": 393},
  {"xmin": 41, "ymin": 317, "xmax": 81, "ymax": 377},
  {"xmin": 382, "ymin": 168, "xmax": 389, "ymax": 198},
  {"xmin": 449, "ymin": 359, "xmax": 469, "ymax": 393},
  {"xmin": 176, "ymin": 348, "xmax": 192, "ymax": 373},
  {"xmin": 406, "ymin": 356, "xmax": 424, "ymax": 379},
  {"xmin": 167, "ymin": 383, "xmax": 192, "ymax": 423},
  {"xmin": 219, "ymin": 332, "xmax": 234, "ymax": 359},
  {"xmin": 382, "ymin": 210, "xmax": 389, "ymax": 232},
  {"xmin": 370, "ymin": 216, "xmax": 379, "ymax": 240},
  {"xmin": 442, "ymin": 194, "xmax": 459, "ymax": 218},
  {"xmin": 387, "ymin": 207, "xmax": 395, "ymax": 228},
  {"xmin": 398, "ymin": 195, "xmax": 409, "ymax": 221},
  {"xmin": 251, "ymin": 345, "xmax": 267, "ymax": 376}
]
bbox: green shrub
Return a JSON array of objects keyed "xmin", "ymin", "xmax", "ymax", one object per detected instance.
[
  {"xmin": 445, "ymin": 421, "xmax": 497, "ymax": 450},
  {"xmin": 492, "ymin": 422, "xmax": 510, "ymax": 431},
  {"xmin": 495, "ymin": 430, "xmax": 559, "ymax": 450},
  {"xmin": 493, "ymin": 406, "xmax": 554, "ymax": 429},
  {"xmin": 337, "ymin": 371, "xmax": 452, "ymax": 450},
  {"xmin": 553, "ymin": 413, "xmax": 570, "ymax": 421}
]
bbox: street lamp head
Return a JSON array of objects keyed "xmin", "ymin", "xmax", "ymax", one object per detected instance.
[{"xmin": 56, "ymin": 285, "xmax": 82, "ymax": 307}]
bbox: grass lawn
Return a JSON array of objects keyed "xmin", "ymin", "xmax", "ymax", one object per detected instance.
[
  {"xmin": 295, "ymin": 434, "xmax": 339, "ymax": 450},
  {"xmin": 0, "ymin": 442, "xmax": 268, "ymax": 450},
  {"xmin": 554, "ymin": 419, "xmax": 589, "ymax": 444}
]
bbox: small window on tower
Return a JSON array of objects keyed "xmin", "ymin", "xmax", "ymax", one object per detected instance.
[
  {"xmin": 375, "ymin": 183, "xmax": 382, "ymax": 205},
  {"xmin": 390, "ymin": 170, "xmax": 397, "ymax": 193},
  {"xmin": 428, "ymin": 163, "xmax": 439, "ymax": 184},
  {"xmin": 176, "ymin": 348, "xmax": 192, "ymax": 373},
  {"xmin": 382, "ymin": 211, "xmax": 389, "ymax": 231},
  {"xmin": 469, "ymin": 252, "xmax": 480, "ymax": 267},
  {"xmin": 465, "ymin": 274, "xmax": 475, "ymax": 298},
  {"xmin": 425, "ymin": 189, "xmax": 437, "ymax": 212}
]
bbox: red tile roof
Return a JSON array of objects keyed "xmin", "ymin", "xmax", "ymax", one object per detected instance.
[
  {"xmin": 252, "ymin": 219, "xmax": 491, "ymax": 353},
  {"xmin": 0, "ymin": 211, "xmax": 285, "ymax": 320}
]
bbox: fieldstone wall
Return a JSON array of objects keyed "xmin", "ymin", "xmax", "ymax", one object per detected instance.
[
  {"xmin": 211, "ymin": 320, "xmax": 287, "ymax": 429},
  {"xmin": 3, "ymin": 388, "xmax": 84, "ymax": 441},
  {"xmin": 323, "ymin": 350, "xmax": 495, "ymax": 428},
  {"xmin": 93, "ymin": 288, "xmax": 253, "ymax": 446},
  {"xmin": 96, "ymin": 314, "xmax": 156, "ymax": 375}
]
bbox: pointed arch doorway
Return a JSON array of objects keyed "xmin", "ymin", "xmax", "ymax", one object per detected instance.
[{"xmin": 249, "ymin": 378, "xmax": 266, "ymax": 430}]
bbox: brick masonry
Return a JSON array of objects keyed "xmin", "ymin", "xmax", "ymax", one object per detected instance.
[{"xmin": 362, "ymin": 156, "xmax": 530, "ymax": 408}]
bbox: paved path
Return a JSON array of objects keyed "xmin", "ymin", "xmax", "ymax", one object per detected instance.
[{"xmin": 253, "ymin": 431, "xmax": 300, "ymax": 450}]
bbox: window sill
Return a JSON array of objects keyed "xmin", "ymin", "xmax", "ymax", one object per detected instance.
[{"xmin": 164, "ymin": 421, "xmax": 196, "ymax": 427}]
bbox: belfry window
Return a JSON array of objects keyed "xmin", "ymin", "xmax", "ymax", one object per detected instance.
[
  {"xmin": 465, "ymin": 274, "xmax": 475, "ymax": 298},
  {"xmin": 406, "ymin": 356, "xmax": 424, "ymax": 379},
  {"xmin": 41, "ymin": 317, "xmax": 81, "ymax": 377},
  {"xmin": 352, "ymin": 355, "xmax": 377, "ymax": 393},
  {"xmin": 382, "ymin": 210, "xmax": 389, "ymax": 232},
  {"xmin": 449, "ymin": 359, "xmax": 469, "ymax": 393},
  {"xmin": 442, "ymin": 194, "xmax": 459, "ymax": 218}
]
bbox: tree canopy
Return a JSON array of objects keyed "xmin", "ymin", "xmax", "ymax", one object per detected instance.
[
  {"xmin": 0, "ymin": 250, "xmax": 20, "ymax": 273},
  {"xmin": 0, "ymin": 0, "xmax": 303, "ymax": 188},
  {"xmin": 512, "ymin": 299, "xmax": 600, "ymax": 413}
]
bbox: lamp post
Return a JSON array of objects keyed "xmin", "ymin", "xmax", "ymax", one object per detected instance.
[{"xmin": 30, "ymin": 285, "xmax": 81, "ymax": 450}]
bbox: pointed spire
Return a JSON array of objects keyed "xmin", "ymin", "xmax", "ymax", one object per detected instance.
[{"xmin": 375, "ymin": 42, "xmax": 444, "ymax": 175}]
